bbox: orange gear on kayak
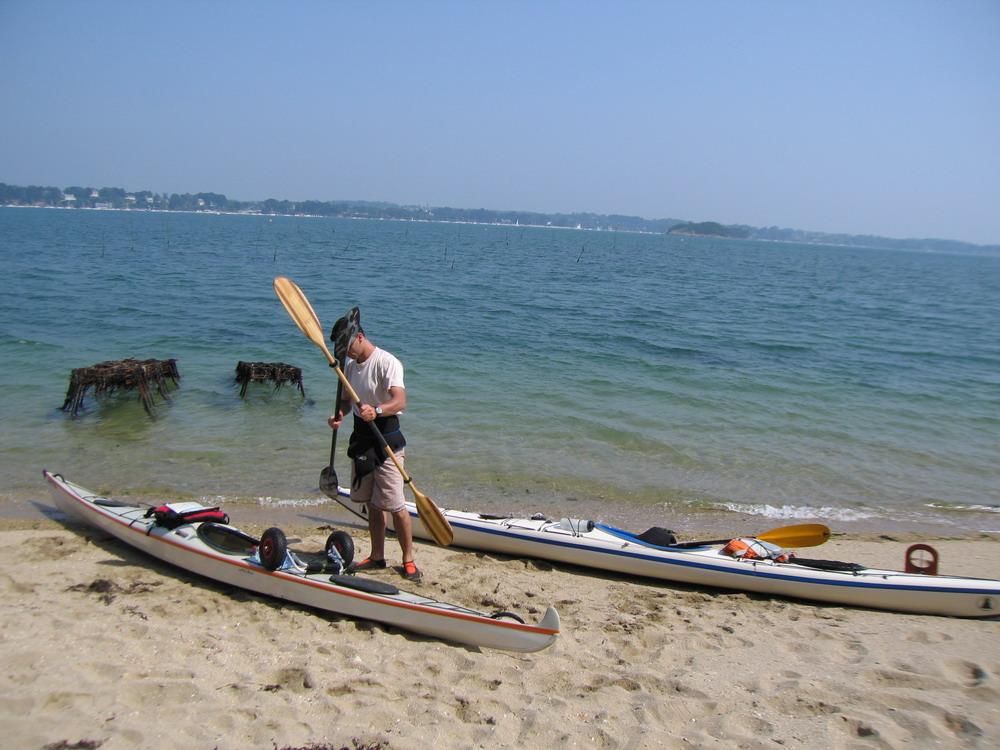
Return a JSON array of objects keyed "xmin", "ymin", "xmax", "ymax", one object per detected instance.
[{"xmin": 721, "ymin": 537, "xmax": 794, "ymax": 563}]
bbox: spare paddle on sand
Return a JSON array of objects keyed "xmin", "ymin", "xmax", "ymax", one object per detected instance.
[{"xmin": 673, "ymin": 523, "xmax": 831, "ymax": 549}]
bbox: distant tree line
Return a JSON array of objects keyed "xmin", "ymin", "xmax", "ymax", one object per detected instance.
[
  {"xmin": 0, "ymin": 181, "xmax": 685, "ymax": 232},
  {"xmin": 1, "ymin": 182, "xmax": 995, "ymax": 253},
  {"xmin": 747, "ymin": 225, "xmax": 996, "ymax": 255},
  {"xmin": 668, "ymin": 221, "xmax": 751, "ymax": 239}
]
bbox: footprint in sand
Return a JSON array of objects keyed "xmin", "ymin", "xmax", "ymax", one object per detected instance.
[
  {"xmin": 864, "ymin": 665, "xmax": 942, "ymax": 691},
  {"xmin": 20, "ymin": 535, "xmax": 81, "ymax": 562},
  {"xmin": 268, "ymin": 666, "xmax": 316, "ymax": 693},
  {"xmin": 905, "ymin": 629, "xmax": 954, "ymax": 644},
  {"xmin": 835, "ymin": 715, "xmax": 884, "ymax": 742},
  {"xmin": 943, "ymin": 711, "xmax": 984, "ymax": 740},
  {"xmin": 877, "ymin": 694, "xmax": 985, "ymax": 743},
  {"xmin": 945, "ymin": 658, "xmax": 988, "ymax": 687}
]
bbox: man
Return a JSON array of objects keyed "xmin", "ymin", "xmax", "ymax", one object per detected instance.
[{"xmin": 328, "ymin": 309, "xmax": 420, "ymax": 582}]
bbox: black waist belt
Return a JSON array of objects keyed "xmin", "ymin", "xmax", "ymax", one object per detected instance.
[
  {"xmin": 347, "ymin": 414, "xmax": 405, "ymax": 456},
  {"xmin": 347, "ymin": 415, "xmax": 406, "ymax": 489}
]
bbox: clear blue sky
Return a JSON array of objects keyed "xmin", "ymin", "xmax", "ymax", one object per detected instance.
[{"xmin": 2, "ymin": 1, "xmax": 998, "ymax": 244}]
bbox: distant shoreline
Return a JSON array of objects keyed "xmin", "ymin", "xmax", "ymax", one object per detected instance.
[
  {"xmin": 3, "ymin": 180, "xmax": 996, "ymax": 252},
  {"xmin": 0, "ymin": 203, "xmax": 661, "ymax": 235},
  {"xmin": 5, "ymin": 203, "xmax": 997, "ymax": 255}
]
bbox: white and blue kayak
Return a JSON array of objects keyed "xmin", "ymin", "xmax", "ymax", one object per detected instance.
[
  {"xmin": 43, "ymin": 471, "xmax": 559, "ymax": 652},
  {"xmin": 331, "ymin": 488, "xmax": 999, "ymax": 618}
]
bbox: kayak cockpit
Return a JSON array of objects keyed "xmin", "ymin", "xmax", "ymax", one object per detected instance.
[
  {"xmin": 596, "ymin": 523, "xmax": 692, "ymax": 549},
  {"xmin": 197, "ymin": 522, "xmax": 259, "ymax": 555}
]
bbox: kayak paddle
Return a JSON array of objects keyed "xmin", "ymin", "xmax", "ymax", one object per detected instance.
[
  {"xmin": 674, "ymin": 523, "xmax": 831, "ymax": 549},
  {"xmin": 319, "ymin": 364, "xmax": 374, "ymax": 526},
  {"xmin": 273, "ymin": 276, "xmax": 454, "ymax": 547},
  {"xmin": 318, "ymin": 353, "xmax": 345, "ymax": 498}
]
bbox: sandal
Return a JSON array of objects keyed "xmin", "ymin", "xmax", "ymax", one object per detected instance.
[
  {"xmin": 399, "ymin": 560, "xmax": 422, "ymax": 582},
  {"xmin": 349, "ymin": 557, "xmax": 387, "ymax": 572}
]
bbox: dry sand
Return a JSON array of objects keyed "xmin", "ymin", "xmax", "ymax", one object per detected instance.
[{"xmin": 1, "ymin": 510, "xmax": 998, "ymax": 750}]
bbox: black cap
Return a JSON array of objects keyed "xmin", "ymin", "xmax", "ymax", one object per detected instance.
[{"xmin": 330, "ymin": 306, "xmax": 361, "ymax": 361}]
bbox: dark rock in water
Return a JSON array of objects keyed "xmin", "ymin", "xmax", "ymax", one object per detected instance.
[
  {"xmin": 61, "ymin": 358, "xmax": 180, "ymax": 417},
  {"xmin": 234, "ymin": 360, "xmax": 305, "ymax": 399}
]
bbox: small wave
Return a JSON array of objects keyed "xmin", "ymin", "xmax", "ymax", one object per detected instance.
[
  {"xmin": 746, "ymin": 341, "xmax": 813, "ymax": 353},
  {"xmin": 197, "ymin": 494, "xmax": 333, "ymax": 508},
  {"xmin": 715, "ymin": 502, "xmax": 877, "ymax": 522},
  {"xmin": 255, "ymin": 495, "xmax": 333, "ymax": 508},
  {"xmin": 924, "ymin": 501, "xmax": 1000, "ymax": 514},
  {"xmin": 1, "ymin": 336, "xmax": 58, "ymax": 349}
]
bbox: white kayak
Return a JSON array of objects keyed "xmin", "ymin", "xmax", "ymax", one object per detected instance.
[
  {"xmin": 43, "ymin": 471, "xmax": 559, "ymax": 652},
  {"xmin": 331, "ymin": 489, "xmax": 999, "ymax": 618}
]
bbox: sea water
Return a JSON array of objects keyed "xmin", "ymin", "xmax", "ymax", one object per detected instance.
[{"xmin": 1, "ymin": 207, "xmax": 998, "ymax": 535}]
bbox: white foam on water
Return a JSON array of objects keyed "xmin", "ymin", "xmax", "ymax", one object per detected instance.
[
  {"xmin": 715, "ymin": 502, "xmax": 878, "ymax": 522},
  {"xmin": 924, "ymin": 502, "xmax": 1000, "ymax": 514},
  {"xmin": 254, "ymin": 495, "xmax": 333, "ymax": 508},
  {"xmin": 197, "ymin": 494, "xmax": 333, "ymax": 509}
]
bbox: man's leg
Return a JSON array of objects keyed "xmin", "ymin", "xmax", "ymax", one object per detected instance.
[
  {"xmin": 372, "ymin": 450, "xmax": 409, "ymax": 562},
  {"xmin": 351, "ymin": 466, "xmax": 384, "ymax": 561},
  {"xmin": 367, "ymin": 506, "xmax": 388, "ymax": 561},
  {"xmin": 390, "ymin": 507, "xmax": 415, "ymax": 563}
]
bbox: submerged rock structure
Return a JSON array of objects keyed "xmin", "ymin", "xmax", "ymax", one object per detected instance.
[
  {"xmin": 234, "ymin": 361, "xmax": 305, "ymax": 399},
  {"xmin": 62, "ymin": 358, "xmax": 181, "ymax": 417}
]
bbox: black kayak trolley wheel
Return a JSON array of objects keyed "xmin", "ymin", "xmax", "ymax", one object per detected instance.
[
  {"xmin": 325, "ymin": 530, "xmax": 355, "ymax": 567},
  {"xmin": 259, "ymin": 527, "xmax": 288, "ymax": 571}
]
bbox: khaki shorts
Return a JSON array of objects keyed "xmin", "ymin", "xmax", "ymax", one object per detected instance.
[{"xmin": 350, "ymin": 449, "xmax": 406, "ymax": 513}]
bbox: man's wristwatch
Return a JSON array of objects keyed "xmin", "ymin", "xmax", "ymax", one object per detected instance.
[{"xmin": 374, "ymin": 405, "xmax": 383, "ymax": 416}]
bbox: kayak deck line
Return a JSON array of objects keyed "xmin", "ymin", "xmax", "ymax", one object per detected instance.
[{"xmin": 43, "ymin": 471, "xmax": 560, "ymax": 650}]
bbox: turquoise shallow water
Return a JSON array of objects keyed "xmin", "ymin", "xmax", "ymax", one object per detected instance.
[{"xmin": 2, "ymin": 207, "xmax": 998, "ymax": 534}]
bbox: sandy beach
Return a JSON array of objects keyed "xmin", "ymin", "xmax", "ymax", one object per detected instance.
[{"xmin": 1, "ymin": 506, "xmax": 998, "ymax": 750}]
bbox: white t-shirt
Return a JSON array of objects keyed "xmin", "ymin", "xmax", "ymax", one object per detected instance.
[{"xmin": 345, "ymin": 347, "xmax": 405, "ymax": 415}]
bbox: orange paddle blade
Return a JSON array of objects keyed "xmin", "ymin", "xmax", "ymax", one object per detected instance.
[{"xmin": 757, "ymin": 523, "xmax": 831, "ymax": 549}]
